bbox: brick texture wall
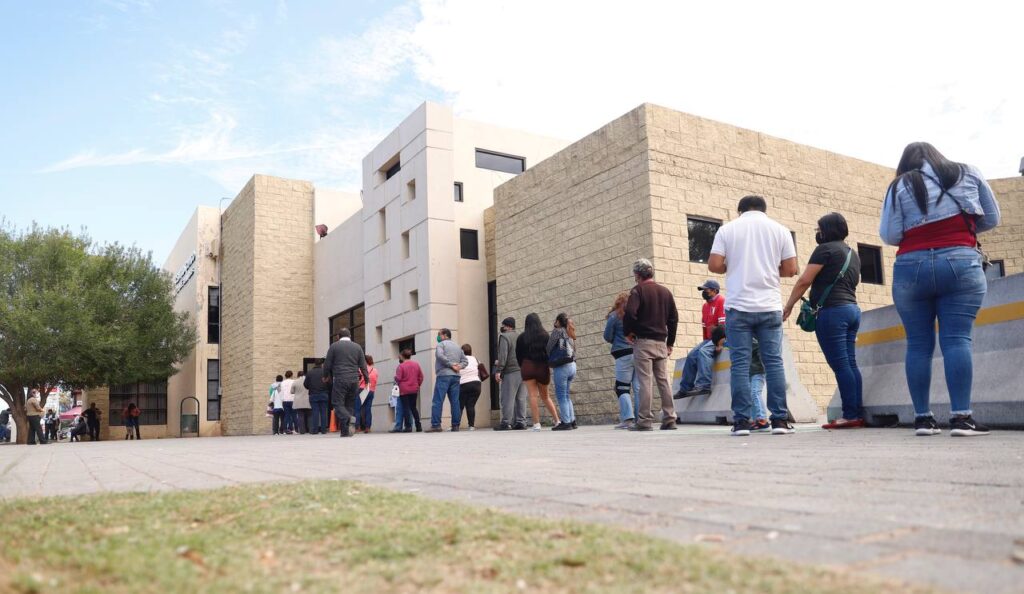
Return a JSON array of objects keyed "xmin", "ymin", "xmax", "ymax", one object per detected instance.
[
  {"xmin": 221, "ymin": 175, "xmax": 315, "ymax": 435},
  {"xmin": 985, "ymin": 176, "xmax": 1024, "ymax": 276},
  {"xmin": 495, "ymin": 107, "xmax": 654, "ymax": 423}
]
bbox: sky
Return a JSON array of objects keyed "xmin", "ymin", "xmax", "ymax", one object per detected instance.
[{"xmin": 1, "ymin": 0, "xmax": 1021, "ymax": 264}]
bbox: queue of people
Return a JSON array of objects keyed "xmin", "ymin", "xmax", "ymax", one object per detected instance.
[{"xmin": 257, "ymin": 142, "xmax": 1000, "ymax": 440}]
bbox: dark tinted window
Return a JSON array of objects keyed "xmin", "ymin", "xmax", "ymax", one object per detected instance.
[
  {"xmin": 329, "ymin": 304, "xmax": 366, "ymax": 350},
  {"xmin": 207, "ymin": 286, "xmax": 220, "ymax": 344},
  {"xmin": 475, "ymin": 149, "xmax": 525, "ymax": 174},
  {"xmin": 687, "ymin": 217, "xmax": 722, "ymax": 263},
  {"xmin": 109, "ymin": 382, "xmax": 167, "ymax": 426},
  {"xmin": 207, "ymin": 359, "xmax": 220, "ymax": 421},
  {"xmin": 384, "ymin": 161, "xmax": 401, "ymax": 180},
  {"xmin": 986, "ymin": 260, "xmax": 1005, "ymax": 282},
  {"xmin": 454, "ymin": 182, "xmax": 464, "ymax": 202},
  {"xmin": 460, "ymin": 229, "xmax": 479, "ymax": 260},
  {"xmin": 398, "ymin": 336, "xmax": 416, "ymax": 355},
  {"xmin": 858, "ymin": 244, "xmax": 884, "ymax": 285}
]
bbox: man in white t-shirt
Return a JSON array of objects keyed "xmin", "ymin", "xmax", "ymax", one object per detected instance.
[{"xmin": 708, "ymin": 195, "xmax": 799, "ymax": 436}]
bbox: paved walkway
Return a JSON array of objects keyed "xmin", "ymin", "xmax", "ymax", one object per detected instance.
[{"xmin": 2, "ymin": 425, "xmax": 1023, "ymax": 593}]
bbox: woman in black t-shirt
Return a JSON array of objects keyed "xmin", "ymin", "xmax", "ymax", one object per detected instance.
[{"xmin": 783, "ymin": 213, "xmax": 865, "ymax": 429}]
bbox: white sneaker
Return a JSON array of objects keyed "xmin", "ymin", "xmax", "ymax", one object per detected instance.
[
  {"xmin": 468, "ymin": 426, "xmax": 475, "ymax": 431},
  {"xmin": 531, "ymin": 423, "xmax": 542, "ymax": 431}
]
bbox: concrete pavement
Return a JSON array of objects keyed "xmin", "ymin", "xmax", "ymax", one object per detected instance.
[{"xmin": 2, "ymin": 425, "xmax": 1023, "ymax": 593}]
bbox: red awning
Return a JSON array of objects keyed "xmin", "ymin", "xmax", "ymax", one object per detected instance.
[{"xmin": 60, "ymin": 406, "xmax": 82, "ymax": 421}]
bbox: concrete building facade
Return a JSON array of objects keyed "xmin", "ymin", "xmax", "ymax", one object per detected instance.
[{"xmin": 493, "ymin": 103, "xmax": 1024, "ymax": 422}]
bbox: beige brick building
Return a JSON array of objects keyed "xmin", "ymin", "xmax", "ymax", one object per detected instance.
[
  {"xmin": 493, "ymin": 103, "xmax": 1024, "ymax": 422},
  {"xmin": 220, "ymin": 175, "xmax": 316, "ymax": 436}
]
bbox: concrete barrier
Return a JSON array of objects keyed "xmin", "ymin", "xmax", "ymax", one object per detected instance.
[
  {"xmin": 827, "ymin": 273, "xmax": 1024, "ymax": 428},
  {"xmin": 672, "ymin": 336, "xmax": 820, "ymax": 424}
]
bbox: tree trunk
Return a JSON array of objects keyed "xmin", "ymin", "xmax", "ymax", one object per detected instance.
[{"xmin": 8, "ymin": 383, "xmax": 29, "ymax": 445}]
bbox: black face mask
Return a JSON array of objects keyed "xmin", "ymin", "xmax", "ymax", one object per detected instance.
[
  {"xmin": 701, "ymin": 290, "xmax": 714, "ymax": 301},
  {"xmin": 815, "ymin": 232, "xmax": 826, "ymax": 245}
]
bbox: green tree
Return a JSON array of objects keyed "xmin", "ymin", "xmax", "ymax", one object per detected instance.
[{"xmin": 0, "ymin": 224, "xmax": 196, "ymax": 444}]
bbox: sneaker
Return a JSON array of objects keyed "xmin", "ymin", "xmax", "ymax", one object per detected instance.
[
  {"xmin": 512, "ymin": 422, "xmax": 527, "ymax": 430},
  {"xmin": 531, "ymin": 423, "xmax": 542, "ymax": 432},
  {"xmin": 628, "ymin": 424, "xmax": 653, "ymax": 432},
  {"xmin": 750, "ymin": 419, "xmax": 771, "ymax": 432},
  {"xmin": 949, "ymin": 415, "xmax": 990, "ymax": 437},
  {"xmin": 684, "ymin": 387, "xmax": 712, "ymax": 397},
  {"xmin": 493, "ymin": 422, "xmax": 512, "ymax": 431},
  {"xmin": 426, "ymin": 426, "xmax": 443, "ymax": 433},
  {"xmin": 552, "ymin": 422, "xmax": 572, "ymax": 431},
  {"xmin": 771, "ymin": 419, "xmax": 796, "ymax": 435},
  {"xmin": 450, "ymin": 426, "xmax": 460, "ymax": 432},
  {"xmin": 614, "ymin": 420, "xmax": 634, "ymax": 430},
  {"xmin": 914, "ymin": 416, "xmax": 941, "ymax": 436},
  {"xmin": 468, "ymin": 426, "xmax": 475, "ymax": 431},
  {"xmin": 731, "ymin": 419, "xmax": 751, "ymax": 436},
  {"xmin": 571, "ymin": 420, "xmax": 578, "ymax": 429},
  {"xmin": 660, "ymin": 421, "xmax": 678, "ymax": 430}
]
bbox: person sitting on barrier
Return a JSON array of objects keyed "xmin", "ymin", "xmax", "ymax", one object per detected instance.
[
  {"xmin": 879, "ymin": 142, "xmax": 1001, "ymax": 437},
  {"xmin": 674, "ymin": 280, "xmax": 727, "ymax": 399},
  {"xmin": 783, "ymin": 212, "xmax": 865, "ymax": 430},
  {"xmin": 70, "ymin": 414, "xmax": 88, "ymax": 442}
]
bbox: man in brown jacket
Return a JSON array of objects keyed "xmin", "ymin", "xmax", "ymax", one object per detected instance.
[
  {"xmin": 623, "ymin": 258, "xmax": 679, "ymax": 431},
  {"xmin": 25, "ymin": 389, "xmax": 48, "ymax": 445}
]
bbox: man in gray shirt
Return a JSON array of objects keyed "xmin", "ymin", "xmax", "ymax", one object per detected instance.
[
  {"xmin": 323, "ymin": 328, "xmax": 369, "ymax": 437},
  {"xmin": 493, "ymin": 316, "xmax": 527, "ymax": 430},
  {"xmin": 428, "ymin": 328, "xmax": 468, "ymax": 432}
]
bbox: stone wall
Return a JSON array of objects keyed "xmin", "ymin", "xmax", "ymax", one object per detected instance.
[
  {"xmin": 221, "ymin": 175, "xmax": 315, "ymax": 435},
  {"xmin": 985, "ymin": 176, "xmax": 1024, "ymax": 276},
  {"xmin": 494, "ymin": 107, "xmax": 654, "ymax": 423}
]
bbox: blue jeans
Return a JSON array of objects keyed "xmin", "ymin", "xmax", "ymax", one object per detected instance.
[
  {"xmin": 430, "ymin": 375, "xmax": 462, "ymax": 428},
  {"xmin": 393, "ymin": 395, "xmax": 407, "ymax": 431},
  {"xmin": 678, "ymin": 340, "xmax": 715, "ymax": 392},
  {"xmin": 309, "ymin": 395, "xmax": 329, "ymax": 433},
  {"xmin": 282, "ymin": 401, "xmax": 295, "ymax": 432},
  {"xmin": 892, "ymin": 247, "xmax": 986, "ymax": 417},
  {"xmin": 613, "ymin": 354, "xmax": 640, "ymax": 422},
  {"xmin": 553, "ymin": 362, "xmax": 577, "ymax": 424},
  {"xmin": 750, "ymin": 373, "xmax": 767, "ymax": 419},
  {"xmin": 816, "ymin": 303, "xmax": 863, "ymax": 420},
  {"xmin": 727, "ymin": 309, "xmax": 787, "ymax": 422},
  {"xmin": 357, "ymin": 391, "xmax": 374, "ymax": 429}
]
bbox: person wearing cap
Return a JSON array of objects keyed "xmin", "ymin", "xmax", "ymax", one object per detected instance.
[
  {"xmin": 493, "ymin": 316, "xmax": 528, "ymax": 430},
  {"xmin": 623, "ymin": 258, "xmax": 679, "ymax": 431},
  {"xmin": 674, "ymin": 279, "xmax": 727, "ymax": 398}
]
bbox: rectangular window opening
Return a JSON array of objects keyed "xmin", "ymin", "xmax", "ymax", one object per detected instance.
[
  {"xmin": 383, "ymin": 280, "xmax": 392, "ymax": 302},
  {"xmin": 383, "ymin": 158, "xmax": 401, "ymax": 180},
  {"xmin": 687, "ymin": 216, "xmax": 722, "ymax": 263},
  {"xmin": 985, "ymin": 259, "xmax": 1005, "ymax": 282},
  {"xmin": 395, "ymin": 335, "xmax": 416, "ymax": 359},
  {"xmin": 409, "ymin": 289, "xmax": 419, "ymax": 310},
  {"xmin": 207, "ymin": 286, "xmax": 220, "ymax": 344},
  {"xmin": 858, "ymin": 244, "xmax": 884, "ymax": 285},
  {"xmin": 329, "ymin": 303, "xmax": 365, "ymax": 350},
  {"xmin": 454, "ymin": 182, "xmax": 464, "ymax": 202},
  {"xmin": 378, "ymin": 207, "xmax": 387, "ymax": 244},
  {"xmin": 475, "ymin": 149, "xmax": 525, "ymax": 175},
  {"xmin": 401, "ymin": 230, "xmax": 410, "ymax": 260},
  {"xmin": 460, "ymin": 228, "xmax": 479, "ymax": 260},
  {"xmin": 109, "ymin": 381, "xmax": 168, "ymax": 426},
  {"xmin": 207, "ymin": 359, "xmax": 220, "ymax": 421},
  {"xmin": 405, "ymin": 179, "xmax": 416, "ymax": 203}
]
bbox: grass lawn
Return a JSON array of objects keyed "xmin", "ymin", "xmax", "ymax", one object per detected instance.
[{"xmin": 0, "ymin": 480, "xmax": 932, "ymax": 594}]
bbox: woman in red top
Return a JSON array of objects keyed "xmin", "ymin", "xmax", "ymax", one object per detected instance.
[
  {"xmin": 355, "ymin": 355, "xmax": 379, "ymax": 433},
  {"xmin": 390, "ymin": 349, "xmax": 424, "ymax": 433}
]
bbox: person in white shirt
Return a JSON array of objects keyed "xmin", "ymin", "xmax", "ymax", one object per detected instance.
[
  {"xmin": 458, "ymin": 344, "xmax": 483, "ymax": 430},
  {"xmin": 708, "ymin": 195, "xmax": 799, "ymax": 436},
  {"xmin": 280, "ymin": 370, "xmax": 296, "ymax": 435}
]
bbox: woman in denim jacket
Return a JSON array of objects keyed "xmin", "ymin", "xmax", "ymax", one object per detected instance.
[{"xmin": 880, "ymin": 142, "xmax": 1000, "ymax": 437}]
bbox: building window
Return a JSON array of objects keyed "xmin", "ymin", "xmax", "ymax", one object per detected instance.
[
  {"xmin": 475, "ymin": 149, "xmax": 525, "ymax": 175},
  {"xmin": 454, "ymin": 182, "xmax": 464, "ymax": 203},
  {"xmin": 207, "ymin": 286, "xmax": 220, "ymax": 344},
  {"xmin": 687, "ymin": 216, "xmax": 722, "ymax": 263},
  {"xmin": 405, "ymin": 179, "xmax": 416, "ymax": 203},
  {"xmin": 858, "ymin": 244, "xmax": 884, "ymax": 285},
  {"xmin": 986, "ymin": 260, "xmax": 1005, "ymax": 282},
  {"xmin": 384, "ymin": 160, "xmax": 401, "ymax": 180},
  {"xmin": 460, "ymin": 229, "xmax": 479, "ymax": 260},
  {"xmin": 329, "ymin": 303, "xmax": 365, "ymax": 350},
  {"xmin": 207, "ymin": 359, "xmax": 220, "ymax": 421},
  {"xmin": 378, "ymin": 207, "xmax": 387, "ymax": 243},
  {"xmin": 396, "ymin": 336, "xmax": 416, "ymax": 357},
  {"xmin": 401, "ymin": 231, "xmax": 410, "ymax": 260},
  {"xmin": 109, "ymin": 382, "xmax": 168, "ymax": 426},
  {"xmin": 375, "ymin": 325, "xmax": 383, "ymax": 345},
  {"xmin": 384, "ymin": 280, "xmax": 392, "ymax": 302},
  {"xmin": 409, "ymin": 289, "xmax": 419, "ymax": 310}
]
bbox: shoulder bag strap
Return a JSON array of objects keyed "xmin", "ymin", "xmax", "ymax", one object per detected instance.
[{"xmin": 815, "ymin": 248, "xmax": 853, "ymax": 308}]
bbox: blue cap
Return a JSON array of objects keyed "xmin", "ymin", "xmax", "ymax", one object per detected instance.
[{"xmin": 698, "ymin": 280, "xmax": 721, "ymax": 291}]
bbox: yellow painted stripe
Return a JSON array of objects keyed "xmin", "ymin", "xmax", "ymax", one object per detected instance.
[
  {"xmin": 857, "ymin": 300, "xmax": 1024, "ymax": 347},
  {"xmin": 673, "ymin": 360, "xmax": 731, "ymax": 379}
]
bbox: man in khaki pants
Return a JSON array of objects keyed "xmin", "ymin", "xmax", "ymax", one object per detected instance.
[{"xmin": 623, "ymin": 258, "xmax": 680, "ymax": 431}]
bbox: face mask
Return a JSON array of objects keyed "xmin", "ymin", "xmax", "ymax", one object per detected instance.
[
  {"xmin": 815, "ymin": 231, "xmax": 825, "ymax": 245},
  {"xmin": 701, "ymin": 290, "xmax": 714, "ymax": 301},
  {"xmin": 436, "ymin": 335, "xmax": 442, "ymax": 343}
]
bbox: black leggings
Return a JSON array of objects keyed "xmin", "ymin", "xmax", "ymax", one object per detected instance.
[
  {"xmin": 400, "ymin": 393, "xmax": 421, "ymax": 430},
  {"xmin": 459, "ymin": 381, "xmax": 482, "ymax": 427}
]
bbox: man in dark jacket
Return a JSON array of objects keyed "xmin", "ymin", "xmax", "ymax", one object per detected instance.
[
  {"xmin": 623, "ymin": 258, "xmax": 679, "ymax": 431},
  {"xmin": 323, "ymin": 328, "xmax": 369, "ymax": 437},
  {"xmin": 493, "ymin": 317, "xmax": 527, "ymax": 431},
  {"xmin": 304, "ymin": 360, "xmax": 331, "ymax": 434}
]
